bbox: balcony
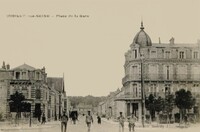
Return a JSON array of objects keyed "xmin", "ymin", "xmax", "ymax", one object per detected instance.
[
  {"xmin": 115, "ymin": 93, "xmax": 141, "ymax": 101},
  {"xmin": 122, "ymin": 74, "xmax": 200, "ymax": 85}
]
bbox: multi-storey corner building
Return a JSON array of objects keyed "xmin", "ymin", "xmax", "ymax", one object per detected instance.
[
  {"xmin": 0, "ymin": 62, "xmax": 67, "ymax": 121},
  {"xmin": 116, "ymin": 22, "xmax": 200, "ymax": 121}
]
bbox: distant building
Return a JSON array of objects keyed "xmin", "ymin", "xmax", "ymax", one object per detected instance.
[
  {"xmin": 77, "ymin": 103, "xmax": 93, "ymax": 115},
  {"xmin": 98, "ymin": 89, "xmax": 126, "ymax": 119},
  {"xmin": 0, "ymin": 63, "xmax": 67, "ymax": 121},
  {"xmin": 115, "ymin": 22, "xmax": 200, "ymax": 121},
  {"xmin": 97, "ymin": 101, "xmax": 106, "ymax": 116},
  {"xmin": 47, "ymin": 77, "xmax": 67, "ymax": 120}
]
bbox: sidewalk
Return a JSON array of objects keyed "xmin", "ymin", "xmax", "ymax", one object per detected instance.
[
  {"xmin": 0, "ymin": 121, "xmax": 60, "ymax": 131},
  {"xmin": 101, "ymin": 118, "xmax": 200, "ymax": 131}
]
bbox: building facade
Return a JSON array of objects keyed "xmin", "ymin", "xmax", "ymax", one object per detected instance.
[
  {"xmin": 0, "ymin": 63, "xmax": 67, "ymax": 121},
  {"xmin": 115, "ymin": 22, "xmax": 200, "ymax": 121},
  {"xmin": 98, "ymin": 89, "xmax": 126, "ymax": 120}
]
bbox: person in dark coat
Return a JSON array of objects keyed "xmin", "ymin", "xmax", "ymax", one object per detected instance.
[
  {"xmin": 61, "ymin": 112, "xmax": 69, "ymax": 132},
  {"xmin": 41, "ymin": 113, "xmax": 46, "ymax": 124},
  {"xmin": 97, "ymin": 115, "xmax": 101, "ymax": 124}
]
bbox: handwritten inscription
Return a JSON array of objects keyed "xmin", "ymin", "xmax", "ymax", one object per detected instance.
[{"xmin": 7, "ymin": 14, "xmax": 90, "ymax": 18}]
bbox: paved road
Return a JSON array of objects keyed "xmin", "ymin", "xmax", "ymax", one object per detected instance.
[
  {"xmin": 1, "ymin": 116, "xmax": 200, "ymax": 132},
  {"xmin": 1, "ymin": 116, "xmax": 121, "ymax": 132}
]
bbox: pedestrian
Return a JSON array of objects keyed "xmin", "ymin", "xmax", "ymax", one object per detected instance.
[
  {"xmin": 72, "ymin": 114, "xmax": 77, "ymax": 124},
  {"xmin": 41, "ymin": 113, "xmax": 46, "ymax": 124},
  {"xmin": 127, "ymin": 113, "xmax": 137, "ymax": 132},
  {"xmin": 86, "ymin": 111, "xmax": 93, "ymax": 132},
  {"xmin": 117, "ymin": 112, "xmax": 125, "ymax": 132},
  {"xmin": 61, "ymin": 111, "xmax": 69, "ymax": 132},
  {"xmin": 97, "ymin": 115, "xmax": 101, "ymax": 124}
]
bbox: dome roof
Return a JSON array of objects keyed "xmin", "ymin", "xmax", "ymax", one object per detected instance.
[{"xmin": 133, "ymin": 22, "xmax": 152, "ymax": 47}]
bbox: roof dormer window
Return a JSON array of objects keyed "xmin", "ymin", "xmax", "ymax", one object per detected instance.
[
  {"xmin": 150, "ymin": 50, "xmax": 157, "ymax": 58},
  {"xmin": 36, "ymin": 72, "xmax": 40, "ymax": 80},
  {"xmin": 179, "ymin": 51, "xmax": 185, "ymax": 59},
  {"xmin": 165, "ymin": 51, "xmax": 171, "ymax": 59},
  {"xmin": 16, "ymin": 72, "xmax": 20, "ymax": 80}
]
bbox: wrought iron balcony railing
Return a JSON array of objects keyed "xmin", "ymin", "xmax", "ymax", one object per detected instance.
[{"xmin": 122, "ymin": 74, "xmax": 200, "ymax": 84}]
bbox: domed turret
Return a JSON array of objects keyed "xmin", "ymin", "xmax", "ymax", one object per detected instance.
[{"xmin": 133, "ymin": 22, "xmax": 152, "ymax": 47}]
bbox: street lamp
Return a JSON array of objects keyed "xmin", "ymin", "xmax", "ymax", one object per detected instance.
[{"xmin": 140, "ymin": 53, "xmax": 145, "ymax": 127}]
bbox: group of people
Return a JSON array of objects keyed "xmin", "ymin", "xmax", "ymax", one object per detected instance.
[
  {"xmin": 60, "ymin": 111, "xmax": 137, "ymax": 132},
  {"xmin": 61, "ymin": 111, "xmax": 100, "ymax": 132},
  {"xmin": 118, "ymin": 112, "xmax": 137, "ymax": 132}
]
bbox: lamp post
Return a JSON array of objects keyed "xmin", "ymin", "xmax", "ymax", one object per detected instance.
[{"xmin": 140, "ymin": 53, "xmax": 145, "ymax": 127}]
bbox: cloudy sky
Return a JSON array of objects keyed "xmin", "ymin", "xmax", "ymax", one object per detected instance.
[{"xmin": 0, "ymin": 0, "xmax": 200, "ymax": 96}]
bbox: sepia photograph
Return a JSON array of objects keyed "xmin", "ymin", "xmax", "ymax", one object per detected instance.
[{"xmin": 0, "ymin": 0, "xmax": 200, "ymax": 132}]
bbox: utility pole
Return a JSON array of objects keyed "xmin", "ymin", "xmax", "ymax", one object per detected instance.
[{"xmin": 141, "ymin": 54, "xmax": 145, "ymax": 127}]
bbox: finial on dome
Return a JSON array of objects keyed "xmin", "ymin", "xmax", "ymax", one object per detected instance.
[{"xmin": 140, "ymin": 21, "xmax": 144, "ymax": 30}]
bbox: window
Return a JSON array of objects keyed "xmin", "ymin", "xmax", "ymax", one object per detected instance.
[
  {"xmin": 149, "ymin": 64, "xmax": 158, "ymax": 79},
  {"xmin": 165, "ymin": 51, "xmax": 170, "ymax": 59},
  {"xmin": 177, "ymin": 65, "xmax": 187, "ymax": 80},
  {"xmin": 22, "ymin": 72, "xmax": 26, "ymax": 79},
  {"xmin": 134, "ymin": 50, "xmax": 137, "ymax": 58},
  {"xmin": 179, "ymin": 51, "xmax": 184, "ymax": 59},
  {"xmin": 132, "ymin": 66, "xmax": 138, "ymax": 74},
  {"xmin": 16, "ymin": 72, "xmax": 20, "ymax": 79},
  {"xmin": 150, "ymin": 50, "xmax": 157, "ymax": 58},
  {"xmin": 35, "ymin": 89, "xmax": 41, "ymax": 99},
  {"xmin": 133, "ymin": 84, "xmax": 137, "ymax": 97},
  {"xmin": 166, "ymin": 66, "xmax": 169, "ymax": 80},
  {"xmin": 165, "ymin": 84, "xmax": 171, "ymax": 94},
  {"xmin": 149, "ymin": 84, "xmax": 157, "ymax": 96},
  {"xmin": 194, "ymin": 52, "xmax": 199, "ymax": 59},
  {"xmin": 36, "ymin": 72, "xmax": 40, "ymax": 80}
]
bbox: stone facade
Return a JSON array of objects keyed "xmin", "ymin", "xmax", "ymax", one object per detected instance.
[
  {"xmin": 117, "ymin": 22, "xmax": 200, "ymax": 121},
  {"xmin": 98, "ymin": 89, "xmax": 126, "ymax": 120},
  {"xmin": 0, "ymin": 62, "xmax": 68, "ymax": 121}
]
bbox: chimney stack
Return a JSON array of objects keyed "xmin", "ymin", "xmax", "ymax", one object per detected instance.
[
  {"xmin": 2, "ymin": 61, "xmax": 6, "ymax": 69},
  {"xmin": 6, "ymin": 64, "xmax": 10, "ymax": 70},
  {"xmin": 169, "ymin": 37, "xmax": 175, "ymax": 44}
]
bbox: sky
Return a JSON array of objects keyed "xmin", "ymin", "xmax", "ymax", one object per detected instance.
[{"xmin": 0, "ymin": 0, "xmax": 200, "ymax": 96}]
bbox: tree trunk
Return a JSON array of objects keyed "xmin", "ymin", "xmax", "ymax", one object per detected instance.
[
  {"xmin": 157, "ymin": 112, "xmax": 160, "ymax": 126},
  {"xmin": 179, "ymin": 109, "xmax": 182, "ymax": 125},
  {"xmin": 167, "ymin": 113, "xmax": 169, "ymax": 127},
  {"xmin": 149, "ymin": 113, "xmax": 152, "ymax": 124}
]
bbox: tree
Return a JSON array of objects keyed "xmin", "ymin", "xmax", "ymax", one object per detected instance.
[
  {"xmin": 9, "ymin": 91, "xmax": 25, "ymax": 118},
  {"xmin": 69, "ymin": 95, "xmax": 107, "ymax": 108},
  {"xmin": 145, "ymin": 94, "xmax": 156, "ymax": 122},
  {"xmin": 175, "ymin": 89, "xmax": 196, "ymax": 123},
  {"xmin": 154, "ymin": 96, "xmax": 164, "ymax": 123},
  {"xmin": 164, "ymin": 93, "xmax": 175, "ymax": 125}
]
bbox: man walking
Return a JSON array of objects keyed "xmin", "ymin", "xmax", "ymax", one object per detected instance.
[
  {"xmin": 117, "ymin": 112, "xmax": 125, "ymax": 132},
  {"xmin": 128, "ymin": 113, "xmax": 137, "ymax": 132},
  {"xmin": 41, "ymin": 113, "xmax": 46, "ymax": 124},
  {"xmin": 61, "ymin": 111, "xmax": 69, "ymax": 132},
  {"xmin": 86, "ymin": 111, "xmax": 93, "ymax": 132}
]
